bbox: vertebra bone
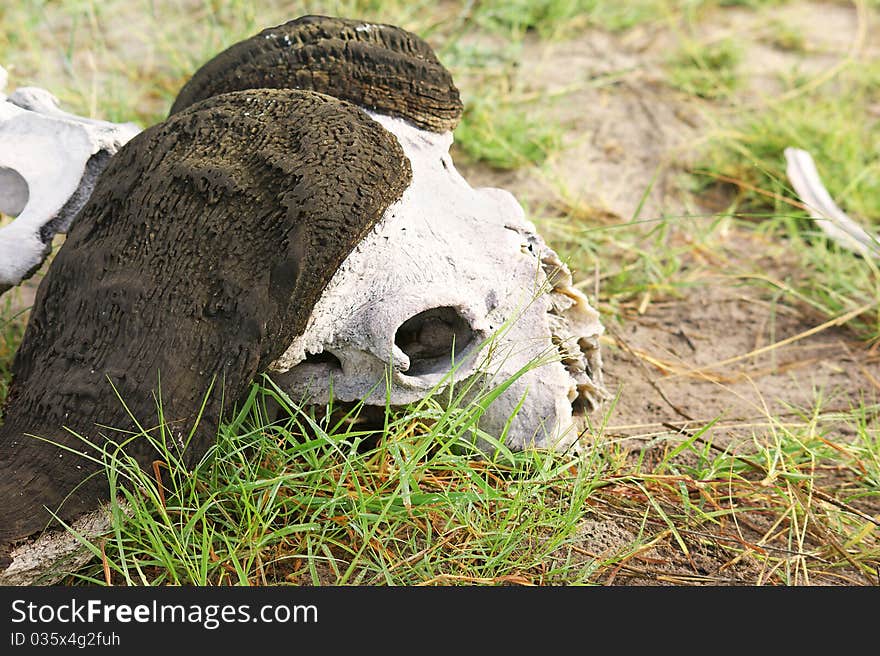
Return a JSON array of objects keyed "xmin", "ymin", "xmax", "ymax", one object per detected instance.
[{"xmin": 0, "ymin": 71, "xmax": 140, "ymax": 293}]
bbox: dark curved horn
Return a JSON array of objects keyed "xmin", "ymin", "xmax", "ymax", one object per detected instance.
[
  {"xmin": 169, "ymin": 15, "xmax": 463, "ymax": 132},
  {"xmin": 0, "ymin": 88, "xmax": 411, "ymax": 542}
]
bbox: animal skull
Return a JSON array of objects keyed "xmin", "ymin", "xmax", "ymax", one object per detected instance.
[
  {"xmin": 0, "ymin": 17, "xmax": 607, "ymax": 585},
  {"xmin": 0, "ymin": 28, "xmax": 606, "ymax": 452},
  {"xmin": 269, "ymin": 113, "xmax": 606, "ymax": 451},
  {"xmin": 0, "ymin": 66, "xmax": 140, "ymax": 293}
]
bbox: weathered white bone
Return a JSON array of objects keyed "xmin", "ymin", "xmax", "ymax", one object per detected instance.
[
  {"xmin": 269, "ymin": 113, "xmax": 606, "ymax": 451},
  {"xmin": 0, "ymin": 72, "xmax": 140, "ymax": 292},
  {"xmin": 784, "ymin": 147, "xmax": 880, "ymax": 258}
]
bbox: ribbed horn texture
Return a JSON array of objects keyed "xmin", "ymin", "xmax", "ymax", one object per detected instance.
[{"xmin": 169, "ymin": 15, "xmax": 463, "ymax": 133}]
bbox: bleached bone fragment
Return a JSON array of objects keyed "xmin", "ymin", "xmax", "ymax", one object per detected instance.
[
  {"xmin": 784, "ymin": 147, "xmax": 880, "ymax": 258},
  {"xmin": 0, "ymin": 76, "xmax": 140, "ymax": 293}
]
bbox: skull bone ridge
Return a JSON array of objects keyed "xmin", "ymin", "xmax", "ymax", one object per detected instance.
[{"xmin": 269, "ymin": 112, "xmax": 607, "ymax": 451}]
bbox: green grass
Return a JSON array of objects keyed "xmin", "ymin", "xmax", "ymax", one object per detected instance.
[
  {"xmin": 439, "ymin": 39, "xmax": 566, "ymax": 170},
  {"xmin": 2, "ymin": 0, "xmax": 880, "ymax": 586},
  {"xmin": 760, "ymin": 19, "xmax": 806, "ymax": 53},
  {"xmin": 50, "ymin": 379, "xmax": 877, "ymax": 585},
  {"xmin": 472, "ymin": 0, "xmax": 699, "ymax": 37},
  {"xmin": 667, "ymin": 38, "xmax": 743, "ymax": 100},
  {"xmin": 61, "ymin": 376, "xmax": 607, "ymax": 585},
  {"xmin": 454, "ymin": 97, "xmax": 563, "ymax": 170},
  {"xmin": 0, "ymin": 292, "xmax": 28, "ymax": 408},
  {"xmin": 701, "ymin": 69, "xmax": 880, "ymax": 223}
]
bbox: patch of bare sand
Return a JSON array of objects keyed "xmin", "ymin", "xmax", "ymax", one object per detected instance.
[
  {"xmin": 717, "ymin": 1, "xmax": 875, "ymax": 92},
  {"xmin": 456, "ymin": 27, "xmax": 700, "ymax": 223},
  {"xmin": 550, "ymin": 515, "xmax": 767, "ymax": 585},
  {"xmin": 603, "ymin": 268, "xmax": 880, "ymax": 439},
  {"xmin": 458, "ymin": 2, "xmax": 873, "ymax": 219}
]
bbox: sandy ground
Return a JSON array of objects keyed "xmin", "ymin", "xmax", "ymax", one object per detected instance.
[{"xmin": 457, "ymin": 1, "xmax": 880, "ymax": 583}]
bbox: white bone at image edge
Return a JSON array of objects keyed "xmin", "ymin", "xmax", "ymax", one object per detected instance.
[{"xmin": 0, "ymin": 67, "xmax": 141, "ymax": 290}]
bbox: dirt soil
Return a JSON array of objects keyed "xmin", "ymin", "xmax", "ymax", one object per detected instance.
[{"xmin": 457, "ymin": 2, "xmax": 880, "ymax": 584}]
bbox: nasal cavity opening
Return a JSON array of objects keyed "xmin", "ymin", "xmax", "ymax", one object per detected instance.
[
  {"xmin": 0, "ymin": 166, "xmax": 29, "ymax": 217},
  {"xmin": 394, "ymin": 306, "xmax": 475, "ymax": 377},
  {"xmin": 303, "ymin": 350, "xmax": 342, "ymax": 371}
]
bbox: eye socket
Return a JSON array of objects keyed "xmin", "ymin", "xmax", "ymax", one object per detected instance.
[{"xmin": 394, "ymin": 306, "xmax": 475, "ymax": 376}]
